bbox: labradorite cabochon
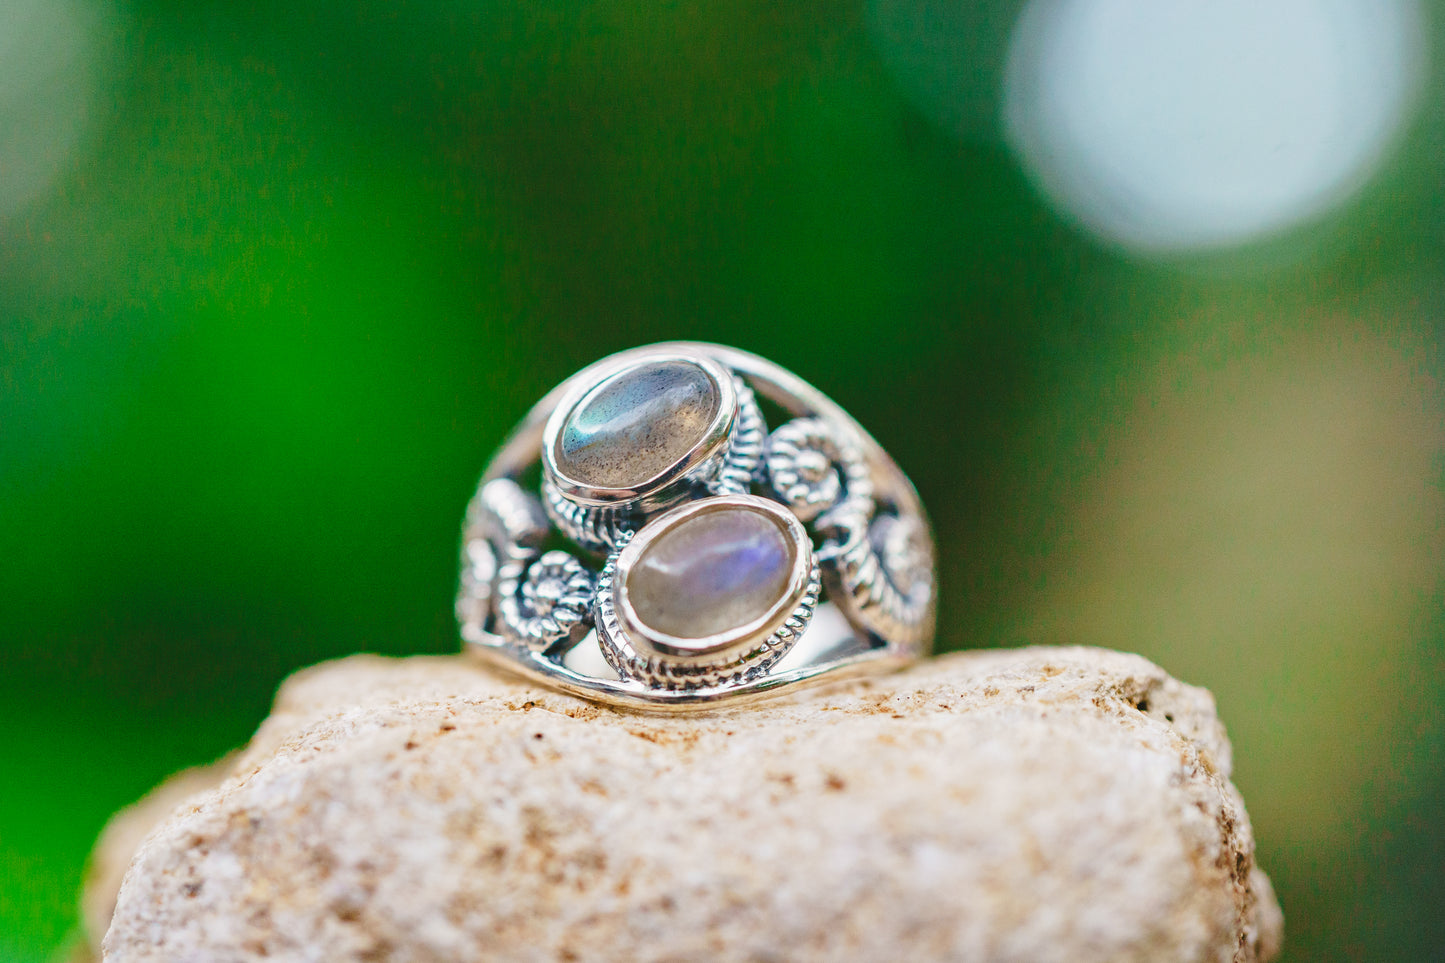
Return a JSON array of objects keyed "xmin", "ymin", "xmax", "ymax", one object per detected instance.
[
  {"xmin": 625, "ymin": 506, "xmax": 795, "ymax": 643},
  {"xmin": 553, "ymin": 359, "xmax": 722, "ymax": 491}
]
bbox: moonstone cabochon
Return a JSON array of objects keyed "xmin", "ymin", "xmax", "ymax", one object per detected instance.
[
  {"xmin": 624, "ymin": 506, "xmax": 795, "ymax": 644},
  {"xmin": 552, "ymin": 359, "xmax": 722, "ymax": 491}
]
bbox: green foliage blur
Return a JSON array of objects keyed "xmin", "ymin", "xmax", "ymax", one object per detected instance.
[{"xmin": 2, "ymin": 2, "xmax": 1441, "ymax": 960}]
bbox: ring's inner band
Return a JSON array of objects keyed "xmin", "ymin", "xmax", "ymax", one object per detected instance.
[
  {"xmin": 559, "ymin": 602, "xmax": 871, "ymax": 681},
  {"xmin": 466, "ymin": 599, "xmax": 902, "ymax": 710}
]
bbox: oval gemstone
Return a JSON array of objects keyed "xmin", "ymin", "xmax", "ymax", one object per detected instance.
[
  {"xmin": 554, "ymin": 359, "xmax": 721, "ymax": 491},
  {"xmin": 625, "ymin": 507, "xmax": 795, "ymax": 644}
]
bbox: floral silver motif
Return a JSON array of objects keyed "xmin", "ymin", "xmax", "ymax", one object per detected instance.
[
  {"xmin": 497, "ymin": 550, "xmax": 597, "ymax": 651},
  {"xmin": 457, "ymin": 478, "xmax": 597, "ymax": 651},
  {"xmin": 764, "ymin": 418, "xmax": 873, "ymax": 522}
]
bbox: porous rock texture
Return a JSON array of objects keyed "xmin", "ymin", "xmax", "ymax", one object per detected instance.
[{"xmin": 95, "ymin": 647, "xmax": 1282, "ymax": 962}]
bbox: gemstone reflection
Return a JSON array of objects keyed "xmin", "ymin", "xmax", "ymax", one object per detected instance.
[
  {"xmin": 625, "ymin": 506, "xmax": 795, "ymax": 644},
  {"xmin": 554, "ymin": 359, "xmax": 721, "ymax": 491}
]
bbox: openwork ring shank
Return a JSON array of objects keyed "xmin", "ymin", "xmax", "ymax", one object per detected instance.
[{"xmin": 459, "ymin": 342, "xmax": 935, "ymax": 711}]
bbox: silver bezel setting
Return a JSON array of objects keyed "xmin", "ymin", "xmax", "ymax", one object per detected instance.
[
  {"xmin": 612, "ymin": 494, "xmax": 814, "ymax": 661},
  {"xmin": 594, "ymin": 498, "xmax": 822, "ymax": 690},
  {"xmin": 539, "ymin": 354, "xmax": 770, "ymax": 552},
  {"xmin": 542, "ymin": 354, "xmax": 737, "ymax": 510}
]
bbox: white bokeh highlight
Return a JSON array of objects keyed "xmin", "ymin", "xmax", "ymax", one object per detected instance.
[
  {"xmin": 1003, "ymin": 0, "xmax": 1427, "ymax": 253},
  {"xmin": 0, "ymin": 0, "xmax": 120, "ymax": 219}
]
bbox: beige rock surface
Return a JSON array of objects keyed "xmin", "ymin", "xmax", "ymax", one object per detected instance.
[
  {"xmin": 95, "ymin": 647, "xmax": 1282, "ymax": 962},
  {"xmin": 81, "ymin": 757, "xmax": 234, "ymax": 951}
]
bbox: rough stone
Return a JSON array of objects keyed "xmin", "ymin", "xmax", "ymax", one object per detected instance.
[
  {"xmin": 553, "ymin": 359, "xmax": 720, "ymax": 490},
  {"xmin": 627, "ymin": 504, "xmax": 795, "ymax": 642},
  {"xmin": 93, "ymin": 647, "xmax": 1282, "ymax": 963},
  {"xmin": 79, "ymin": 758, "xmax": 233, "ymax": 960}
]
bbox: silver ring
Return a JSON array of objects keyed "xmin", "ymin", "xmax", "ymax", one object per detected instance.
[{"xmin": 458, "ymin": 342, "xmax": 936, "ymax": 710}]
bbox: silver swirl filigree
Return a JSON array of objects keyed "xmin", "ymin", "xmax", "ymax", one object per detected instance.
[
  {"xmin": 542, "ymin": 478, "xmax": 636, "ymax": 553},
  {"xmin": 457, "ymin": 478, "xmax": 596, "ymax": 651},
  {"xmin": 709, "ymin": 378, "xmax": 766, "ymax": 496},
  {"xmin": 497, "ymin": 550, "xmax": 596, "ymax": 651},
  {"xmin": 455, "ymin": 537, "xmax": 497, "ymax": 628},
  {"xmin": 457, "ymin": 478, "xmax": 550, "ymax": 635},
  {"xmin": 764, "ymin": 417, "xmax": 873, "ymax": 522},
  {"xmin": 594, "ymin": 531, "xmax": 821, "ymax": 690},
  {"xmin": 462, "ymin": 477, "xmax": 550, "ymax": 553},
  {"xmin": 818, "ymin": 507, "xmax": 934, "ymax": 649},
  {"xmin": 765, "ymin": 417, "xmax": 931, "ymax": 647}
]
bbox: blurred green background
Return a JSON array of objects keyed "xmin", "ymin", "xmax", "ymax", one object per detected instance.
[{"xmin": 2, "ymin": 1, "xmax": 1441, "ymax": 960}]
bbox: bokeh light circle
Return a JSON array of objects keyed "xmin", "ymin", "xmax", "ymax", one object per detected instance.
[
  {"xmin": 0, "ymin": 0, "xmax": 120, "ymax": 219},
  {"xmin": 1002, "ymin": 0, "xmax": 1427, "ymax": 253}
]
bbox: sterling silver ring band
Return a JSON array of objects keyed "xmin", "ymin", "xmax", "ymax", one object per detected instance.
[{"xmin": 458, "ymin": 342, "xmax": 936, "ymax": 710}]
